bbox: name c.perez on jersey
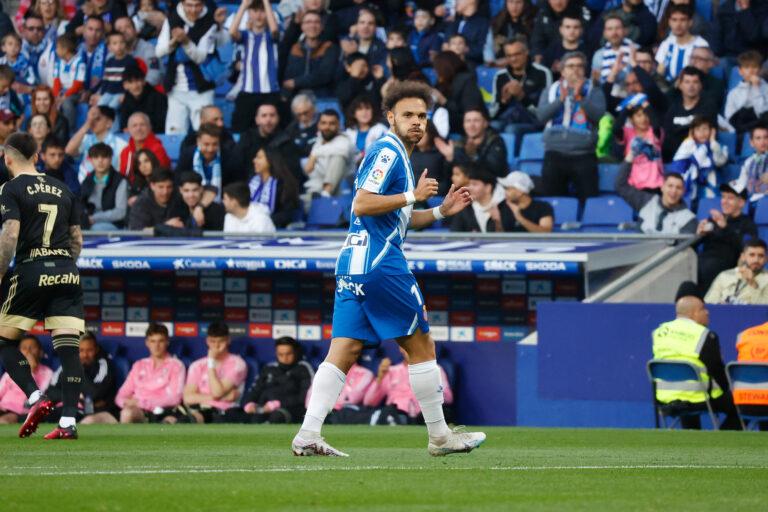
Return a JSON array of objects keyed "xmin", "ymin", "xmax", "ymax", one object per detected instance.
[{"xmin": 26, "ymin": 182, "xmax": 64, "ymax": 197}]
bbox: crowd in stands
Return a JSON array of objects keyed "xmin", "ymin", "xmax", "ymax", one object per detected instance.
[
  {"xmin": 0, "ymin": 0, "xmax": 764, "ymax": 294},
  {"xmin": 0, "ymin": 323, "xmax": 454, "ymax": 426},
  {"xmin": 0, "ymin": 0, "xmax": 763, "ymax": 237}
]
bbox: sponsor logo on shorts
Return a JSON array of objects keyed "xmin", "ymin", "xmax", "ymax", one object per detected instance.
[
  {"xmin": 336, "ymin": 277, "xmax": 364, "ymax": 296},
  {"xmin": 38, "ymin": 272, "xmax": 80, "ymax": 286}
]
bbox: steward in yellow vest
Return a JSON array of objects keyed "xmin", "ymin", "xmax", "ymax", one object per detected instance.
[{"xmin": 651, "ymin": 295, "xmax": 741, "ymax": 429}]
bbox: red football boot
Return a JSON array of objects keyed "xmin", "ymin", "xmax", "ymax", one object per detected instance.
[
  {"xmin": 18, "ymin": 397, "xmax": 54, "ymax": 438},
  {"xmin": 43, "ymin": 425, "xmax": 78, "ymax": 440}
]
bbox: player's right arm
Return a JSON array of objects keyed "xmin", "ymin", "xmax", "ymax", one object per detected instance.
[
  {"xmin": 353, "ymin": 169, "xmax": 437, "ymax": 217},
  {"xmin": 69, "ymin": 225, "xmax": 83, "ymax": 260}
]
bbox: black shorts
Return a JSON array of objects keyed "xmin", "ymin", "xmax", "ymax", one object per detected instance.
[{"xmin": 0, "ymin": 258, "xmax": 84, "ymax": 333}]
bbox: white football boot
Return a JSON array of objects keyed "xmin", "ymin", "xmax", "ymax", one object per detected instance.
[
  {"xmin": 428, "ymin": 427, "xmax": 486, "ymax": 456},
  {"xmin": 292, "ymin": 434, "xmax": 350, "ymax": 457}
]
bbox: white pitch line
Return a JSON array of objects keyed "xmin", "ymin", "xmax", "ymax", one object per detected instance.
[{"xmin": 0, "ymin": 464, "xmax": 765, "ymax": 476}]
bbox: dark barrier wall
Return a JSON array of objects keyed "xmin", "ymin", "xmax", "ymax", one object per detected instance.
[{"xmin": 530, "ymin": 302, "xmax": 768, "ymax": 427}]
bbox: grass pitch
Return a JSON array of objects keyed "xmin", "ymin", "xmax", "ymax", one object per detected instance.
[{"xmin": 0, "ymin": 425, "xmax": 767, "ymax": 511}]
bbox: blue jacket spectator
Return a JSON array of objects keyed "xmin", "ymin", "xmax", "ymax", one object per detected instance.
[{"xmin": 282, "ymin": 10, "xmax": 340, "ymax": 97}]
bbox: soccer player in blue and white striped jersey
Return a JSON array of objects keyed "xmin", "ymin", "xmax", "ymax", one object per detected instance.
[
  {"xmin": 292, "ymin": 80, "xmax": 485, "ymax": 458},
  {"xmin": 228, "ymin": 0, "xmax": 281, "ymax": 133},
  {"xmin": 655, "ymin": 4, "xmax": 708, "ymax": 82}
]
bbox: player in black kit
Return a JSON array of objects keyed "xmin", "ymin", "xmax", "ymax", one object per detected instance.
[{"xmin": 0, "ymin": 132, "xmax": 84, "ymax": 440}]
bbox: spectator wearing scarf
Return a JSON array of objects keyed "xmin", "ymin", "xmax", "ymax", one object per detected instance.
[
  {"xmin": 669, "ymin": 117, "xmax": 728, "ymax": 204},
  {"xmin": 177, "ymin": 123, "xmax": 241, "ymax": 203},
  {"xmin": 156, "ymin": 0, "xmax": 225, "ymax": 134},
  {"xmin": 247, "ymin": 147, "xmax": 300, "ymax": 228},
  {"xmin": 734, "ymin": 125, "xmax": 768, "ymax": 205},
  {"xmin": 537, "ymin": 51, "xmax": 606, "ymax": 201}
]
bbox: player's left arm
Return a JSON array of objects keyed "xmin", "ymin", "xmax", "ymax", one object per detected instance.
[
  {"xmin": 0, "ymin": 220, "xmax": 20, "ymax": 281},
  {"xmin": 69, "ymin": 225, "xmax": 83, "ymax": 260},
  {"xmin": 409, "ymin": 184, "xmax": 472, "ymax": 230}
]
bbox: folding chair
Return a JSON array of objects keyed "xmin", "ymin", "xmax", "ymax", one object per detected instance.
[
  {"xmin": 646, "ymin": 359, "xmax": 719, "ymax": 430},
  {"xmin": 726, "ymin": 362, "xmax": 768, "ymax": 431}
]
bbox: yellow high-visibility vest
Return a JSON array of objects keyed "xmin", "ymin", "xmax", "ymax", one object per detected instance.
[{"xmin": 652, "ymin": 318, "xmax": 723, "ymax": 404}]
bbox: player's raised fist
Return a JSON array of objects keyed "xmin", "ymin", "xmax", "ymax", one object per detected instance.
[{"xmin": 414, "ymin": 169, "xmax": 438, "ymax": 202}]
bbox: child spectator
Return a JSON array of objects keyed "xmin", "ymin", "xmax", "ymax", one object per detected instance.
[
  {"xmin": 655, "ymin": 4, "xmax": 709, "ymax": 82},
  {"xmin": 242, "ymin": 337, "xmax": 313, "ymax": 424},
  {"xmin": 51, "ymin": 33, "xmax": 86, "ymax": 134},
  {"xmin": 408, "ymin": 8, "xmax": 442, "ymax": 68},
  {"xmin": 92, "ymin": 31, "xmax": 135, "ymax": 111},
  {"xmin": 452, "ymin": 162, "xmax": 471, "ymax": 189},
  {"xmin": 670, "ymin": 116, "xmax": 729, "ymax": 203},
  {"xmin": 446, "ymin": 34, "xmax": 471, "ymax": 65},
  {"xmin": 0, "ymin": 65, "xmax": 24, "ymax": 120},
  {"xmin": 364, "ymin": 347, "xmax": 453, "ymax": 422},
  {"xmin": 386, "ymin": 28, "xmax": 406, "ymax": 49},
  {"xmin": 183, "ymin": 322, "xmax": 247, "ymax": 423},
  {"xmin": 228, "ymin": 0, "xmax": 281, "ymax": 134},
  {"xmin": 615, "ymin": 104, "xmax": 663, "ymax": 191},
  {"xmin": 725, "ymin": 51, "xmax": 768, "ymax": 137},
  {"xmin": 0, "ymin": 33, "xmax": 36, "ymax": 95},
  {"xmin": 735, "ymin": 124, "xmax": 768, "ymax": 205},
  {"xmin": 443, "ymin": 0, "xmax": 492, "ymax": 65},
  {"xmin": 119, "ymin": 62, "xmax": 167, "ymax": 133},
  {"xmin": 39, "ymin": 135, "xmax": 80, "ymax": 196},
  {"xmin": 0, "ymin": 336, "xmax": 53, "ymax": 425},
  {"xmin": 223, "ymin": 182, "xmax": 276, "ymax": 234},
  {"xmin": 115, "ymin": 323, "xmax": 186, "ymax": 424},
  {"xmin": 80, "ymin": 142, "xmax": 128, "ymax": 230},
  {"xmin": 249, "ymin": 147, "xmax": 301, "ymax": 228},
  {"xmin": 66, "ymin": 106, "xmax": 126, "ymax": 182}
]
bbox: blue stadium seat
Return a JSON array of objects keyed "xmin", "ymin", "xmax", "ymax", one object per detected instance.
[
  {"xmin": 214, "ymin": 98, "xmax": 235, "ymax": 126},
  {"xmin": 500, "ymin": 133, "xmax": 516, "ymax": 167},
  {"xmin": 519, "ymin": 160, "xmax": 542, "ymax": 176},
  {"xmin": 307, "ymin": 196, "xmax": 345, "ymax": 227},
  {"xmin": 727, "ymin": 66, "xmax": 741, "ymax": 92},
  {"xmin": 581, "ymin": 196, "xmax": 633, "ymax": 231},
  {"xmin": 722, "ymin": 163, "xmax": 741, "ymax": 183},
  {"xmin": 243, "ymin": 357, "xmax": 260, "ymax": 390},
  {"xmin": 598, "ymin": 163, "xmax": 620, "ymax": 193},
  {"xmin": 710, "ymin": 61, "xmax": 726, "ymax": 81},
  {"xmin": 696, "ymin": 197, "xmax": 721, "ymax": 220},
  {"xmin": 717, "ymin": 132, "xmax": 737, "ymax": 162},
  {"xmin": 157, "ymin": 134, "xmax": 184, "ymax": 164},
  {"xmin": 112, "ymin": 356, "xmax": 130, "ymax": 387},
  {"xmin": 422, "ymin": 67, "xmax": 437, "ymax": 85},
  {"xmin": 76, "ymin": 103, "xmax": 89, "ymax": 129},
  {"xmin": 741, "ymin": 132, "xmax": 755, "ymax": 160},
  {"xmin": 539, "ymin": 196, "xmax": 578, "ymax": 225},
  {"xmin": 754, "ymin": 198, "xmax": 768, "ymax": 224},
  {"xmin": 518, "ymin": 132, "xmax": 544, "ymax": 161}
]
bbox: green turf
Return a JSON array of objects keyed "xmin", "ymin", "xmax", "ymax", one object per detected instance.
[{"xmin": 0, "ymin": 425, "xmax": 767, "ymax": 511}]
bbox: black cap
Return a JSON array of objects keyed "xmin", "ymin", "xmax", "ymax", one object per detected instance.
[
  {"xmin": 675, "ymin": 281, "xmax": 703, "ymax": 302},
  {"xmin": 123, "ymin": 62, "xmax": 146, "ymax": 81},
  {"xmin": 719, "ymin": 181, "xmax": 748, "ymax": 200}
]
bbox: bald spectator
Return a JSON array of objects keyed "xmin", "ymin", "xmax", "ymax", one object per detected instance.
[
  {"xmin": 120, "ymin": 112, "xmax": 171, "ymax": 178},
  {"xmin": 181, "ymin": 105, "xmax": 236, "ymax": 153}
]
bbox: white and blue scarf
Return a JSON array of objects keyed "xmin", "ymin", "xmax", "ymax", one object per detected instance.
[
  {"xmin": 248, "ymin": 174, "xmax": 278, "ymax": 213},
  {"xmin": 192, "ymin": 148, "xmax": 222, "ymax": 201},
  {"xmin": 546, "ymin": 80, "xmax": 593, "ymax": 132}
]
